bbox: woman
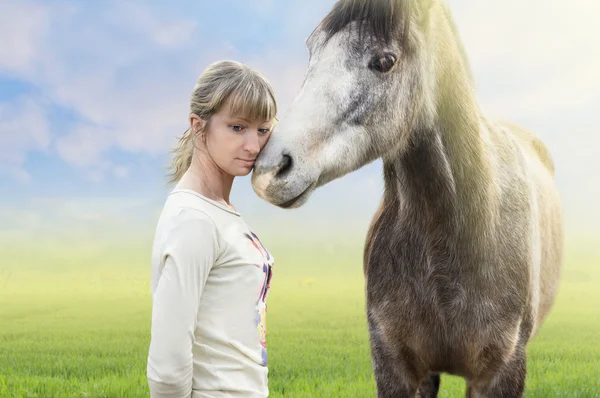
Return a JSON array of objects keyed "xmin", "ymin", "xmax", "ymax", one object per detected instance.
[{"xmin": 147, "ymin": 60, "xmax": 277, "ymax": 398}]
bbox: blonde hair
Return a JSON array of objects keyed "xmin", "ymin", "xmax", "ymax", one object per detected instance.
[{"xmin": 167, "ymin": 60, "xmax": 278, "ymax": 185}]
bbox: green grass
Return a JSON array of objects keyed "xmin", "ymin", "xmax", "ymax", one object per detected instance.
[{"xmin": 0, "ymin": 234, "xmax": 599, "ymax": 397}]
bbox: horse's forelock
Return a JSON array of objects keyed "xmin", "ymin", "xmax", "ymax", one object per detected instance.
[{"xmin": 320, "ymin": 0, "xmax": 410, "ymax": 45}]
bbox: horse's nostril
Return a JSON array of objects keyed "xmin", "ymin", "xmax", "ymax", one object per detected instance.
[{"xmin": 277, "ymin": 154, "xmax": 293, "ymax": 178}]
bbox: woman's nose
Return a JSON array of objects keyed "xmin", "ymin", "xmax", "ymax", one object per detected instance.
[{"xmin": 244, "ymin": 131, "xmax": 260, "ymax": 156}]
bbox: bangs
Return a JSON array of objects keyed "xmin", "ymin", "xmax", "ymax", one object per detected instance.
[{"xmin": 223, "ymin": 73, "xmax": 277, "ymax": 122}]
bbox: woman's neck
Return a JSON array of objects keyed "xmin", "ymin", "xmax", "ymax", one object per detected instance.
[{"xmin": 178, "ymin": 154, "xmax": 234, "ymax": 206}]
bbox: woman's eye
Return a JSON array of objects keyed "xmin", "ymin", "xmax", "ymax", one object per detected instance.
[
  {"xmin": 231, "ymin": 125, "xmax": 244, "ymax": 132},
  {"xmin": 258, "ymin": 129, "xmax": 270, "ymax": 135}
]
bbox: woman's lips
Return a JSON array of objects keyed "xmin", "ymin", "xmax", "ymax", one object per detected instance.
[{"xmin": 238, "ymin": 158, "xmax": 255, "ymax": 167}]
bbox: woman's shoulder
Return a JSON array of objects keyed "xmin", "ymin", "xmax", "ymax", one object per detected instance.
[
  {"xmin": 155, "ymin": 191, "xmax": 222, "ymax": 237},
  {"xmin": 162, "ymin": 190, "xmax": 223, "ymax": 223},
  {"xmin": 153, "ymin": 201, "xmax": 224, "ymax": 259},
  {"xmin": 164, "ymin": 201, "xmax": 221, "ymax": 237}
]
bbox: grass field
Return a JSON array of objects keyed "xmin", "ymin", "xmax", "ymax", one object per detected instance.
[{"xmin": 0, "ymin": 232, "xmax": 599, "ymax": 397}]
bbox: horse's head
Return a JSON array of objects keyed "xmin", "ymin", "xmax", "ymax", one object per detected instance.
[{"xmin": 252, "ymin": 0, "xmax": 435, "ymax": 208}]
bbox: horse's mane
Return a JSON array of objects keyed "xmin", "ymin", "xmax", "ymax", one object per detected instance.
[{"xmin": 320, "ymin": 0, "xmax": 410, "ymax": 44}]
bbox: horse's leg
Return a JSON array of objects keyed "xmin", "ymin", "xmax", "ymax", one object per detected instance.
[
  {"xmin": 416, "ymin": 374, "xmax": 441, "ymax": 397},
  {"xmin": 466, "ymin": 345, "xmax": 526, "ymax": 398},
  {"xmin": 368, "ymin": 314, "xmax": 421, "ymax": 398}
]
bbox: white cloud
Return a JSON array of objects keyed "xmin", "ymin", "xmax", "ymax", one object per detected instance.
[
  {"xmin": 112, "ymin": 165, "xmax": 130, "ymax": 179},
  {"xmin": 0, "ymin": 1, "xmax": 53, "ymax": 181},
  {"xmin": 250, "ymin": 0, "xmax": 277, "ymax": 17},
  {"xmin": 54, "ymin": 126, "xmax": 112, "ymax": 168},
  {"xmin": 0, "ymin": 97, "xmax": 51, "ymax": 181},
  {"xmin": 0, "ymin": 1, "xmax": 205, "ymax": 181},
  {"xmin": 114, "ymin": 2, "xmax": 198, "ymax": 48},
  {"xmin": 0, "ymin": 1, "xmax": 49, "ymax": 76}
]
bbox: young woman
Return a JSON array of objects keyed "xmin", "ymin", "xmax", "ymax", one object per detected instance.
[{"xmin": 147, "ymin": 60, "xmax": 277, "ymax": 398}]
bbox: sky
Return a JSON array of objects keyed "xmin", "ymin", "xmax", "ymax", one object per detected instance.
[{"xmin": 0, "ymin": 0, "xmax": 599, "ymax": 244}]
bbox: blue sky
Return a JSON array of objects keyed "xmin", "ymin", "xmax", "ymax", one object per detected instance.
[{"xmin": 1, "ymin": 0, "xmax": 599, "ymax": 241}]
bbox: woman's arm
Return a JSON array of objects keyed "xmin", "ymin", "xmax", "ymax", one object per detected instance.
[{"xmin": 146, "ymin": 209, "xmax": 220, "ymax": 398}]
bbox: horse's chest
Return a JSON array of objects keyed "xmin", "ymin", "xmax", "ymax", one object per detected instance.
[
  {"xmin": 365, "ymin": 229, "xmax": 436, "ymax": 307},
  {"xmin": 365, "ymin": 229, "xmax": 487, "ymax": 325},
  {"xmin": 365, "ymin": 225, "xmax": 530, "ymax": 368}
]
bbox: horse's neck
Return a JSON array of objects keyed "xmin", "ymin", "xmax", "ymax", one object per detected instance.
[{"xmin": 384, "ymin": 53, "xmax": 494, "ymax": 239}]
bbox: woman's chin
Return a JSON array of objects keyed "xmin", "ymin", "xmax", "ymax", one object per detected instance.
[{"xmin": 233, "ymin": 166, "xmax": 253, "ymax": 177}]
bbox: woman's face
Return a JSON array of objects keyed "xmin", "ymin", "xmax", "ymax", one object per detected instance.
[{"xmin": 192, "ymin": 101, "xmax": 275, "ymax": 177}]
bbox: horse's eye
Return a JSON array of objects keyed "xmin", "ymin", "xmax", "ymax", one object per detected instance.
[{"xmin": 369, "ymin": 53, "xmax": 397, "ymax": 73}]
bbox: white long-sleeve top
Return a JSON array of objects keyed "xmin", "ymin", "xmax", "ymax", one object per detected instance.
[{"xmin": 147, "ymin": 188, "xmax": 274, "ymax": 398}]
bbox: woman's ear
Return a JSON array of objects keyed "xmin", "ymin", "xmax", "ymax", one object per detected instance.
[{"xmin": 189, "ymin": 113, "xmax": 206, "ymax": 134}]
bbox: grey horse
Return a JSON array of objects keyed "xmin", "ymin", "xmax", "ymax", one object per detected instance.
[{"xmin": 251, "ymin": 0, "xmax": 564, "ymax": 396}]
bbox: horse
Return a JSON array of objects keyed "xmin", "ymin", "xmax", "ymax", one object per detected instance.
[{"xmin": 250, "ymin": 0, "xmax": 564, "ymax": 396}]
